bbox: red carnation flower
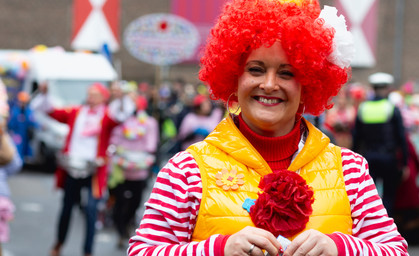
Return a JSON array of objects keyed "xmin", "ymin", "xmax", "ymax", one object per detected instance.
[{"xmin": 250, "ymin": 170, "xmax": 314, "ymax": 238}]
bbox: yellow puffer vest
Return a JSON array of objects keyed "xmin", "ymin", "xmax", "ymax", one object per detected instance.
[{"xmin": 187, "ymin": 116, "xmax": 352, "ymax": 241}]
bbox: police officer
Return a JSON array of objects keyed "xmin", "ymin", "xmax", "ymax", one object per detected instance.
[{"xmin": 352, "ymin": 72, "xmax": 409, "ymax": 217}]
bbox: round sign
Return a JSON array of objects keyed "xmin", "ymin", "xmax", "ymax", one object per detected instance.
[{"xmin": 124, "ymin": 13, "xmax": 200, "ymax": 66}]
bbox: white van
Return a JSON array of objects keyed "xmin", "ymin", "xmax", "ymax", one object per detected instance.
[{"xmin": 21, "ymin": 49, "xmax": 118, "ymax": 170}]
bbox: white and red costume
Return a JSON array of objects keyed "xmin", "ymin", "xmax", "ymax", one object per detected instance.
[{"xmin": 31, "ymin": 93, "xmax": 135, "ymax": 198}]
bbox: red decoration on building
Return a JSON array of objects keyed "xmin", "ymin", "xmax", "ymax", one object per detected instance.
[{"xmin": 72, "ymin": 0, "xmax": 120, "ymax": 52}]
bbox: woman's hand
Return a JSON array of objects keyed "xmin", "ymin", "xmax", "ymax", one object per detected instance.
[
  {"xmin": 284, "ymin": 229, "xmax": 337, "ymax": 256},
  {"xmin": 224, "ymin": 226, "xmax": 282, "ymax": 256}
]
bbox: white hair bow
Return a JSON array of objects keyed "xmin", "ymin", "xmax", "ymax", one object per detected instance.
[{"xmin": 318, "ymin": 5, "xmax": 355, "ymax": 69}]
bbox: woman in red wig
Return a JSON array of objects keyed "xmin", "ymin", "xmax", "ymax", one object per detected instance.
[{"xmin": 128, "ymin": 0, "xmax": 408, "ymax": 255}]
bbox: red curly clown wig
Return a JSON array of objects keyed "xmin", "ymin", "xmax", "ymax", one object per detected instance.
[{"xmin": 199, "ymin": 0, "xmax": 351, "ymax": 115}]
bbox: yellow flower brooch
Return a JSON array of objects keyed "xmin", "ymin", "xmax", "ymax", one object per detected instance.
[{"xmin": 215, "ymin": 169, "xmax": 245, "ymax": 191}]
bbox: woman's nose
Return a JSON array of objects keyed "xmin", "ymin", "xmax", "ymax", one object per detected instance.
[{"xmin": 260, "ymin": 73, "xmax": 279, "ymax": 93}]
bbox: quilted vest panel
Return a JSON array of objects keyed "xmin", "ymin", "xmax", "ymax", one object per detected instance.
[{"xmin": 188, "ymin": 117, "xmax": 352, "ymax": 241}]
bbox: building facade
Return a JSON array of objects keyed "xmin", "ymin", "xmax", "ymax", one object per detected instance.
[{"xmin": 0, "ymin": 0, "xmax": 418, "ymax": 89}]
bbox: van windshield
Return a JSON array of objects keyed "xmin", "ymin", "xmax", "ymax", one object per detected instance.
[{"xmin": 48, "ymin": 80, "xmax": 109, "ymax": 107}]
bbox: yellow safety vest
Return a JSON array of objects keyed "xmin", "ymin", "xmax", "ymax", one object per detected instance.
[
  {"xmin": 187, "ymin": 116, "xmax": 352, "ymax": 241},
  {"xmin": 359, "ymin": 99, "xmax": 394, "ymax": 124}
]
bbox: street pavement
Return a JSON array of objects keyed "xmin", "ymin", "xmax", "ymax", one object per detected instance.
[
  {"xmin": 3, "ymin": 169, "xmax": 145, "ymax": 256},
  {"xmin": 3, "ymin": 168, "xmax": 419, "ymax": 256}
]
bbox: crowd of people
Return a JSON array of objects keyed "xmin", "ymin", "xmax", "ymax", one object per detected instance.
[
  {"xmin": 0, "ymin": 71, "xmax": 226, "ymax": 255},
  {"xmin": 325, "ymin": 73, "xmax": 419, "ymax": 245},
  {"xmin": 23, "ymin": 78, "xmax": 223, "ymax": 255},
  {"xmin": 2, "ymin": 0, "xmax": 419, "ymax": 255},
  {"xmin": 3, "ymin": 66, "xmax": 414, "ymax": 256}
]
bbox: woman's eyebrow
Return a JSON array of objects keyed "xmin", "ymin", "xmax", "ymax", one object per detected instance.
[
  {"xmin": 246, "ymin": 60, "xmax": 264, "ymax": 66},
  {"xmin": 246, "ymin": 60, "xmax": 293, "ymax": 69}
]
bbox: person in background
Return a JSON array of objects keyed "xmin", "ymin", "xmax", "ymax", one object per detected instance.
[
  {"xmin": 96, "ymin": 80, "xmax": 139, "ymax": 230},
  {"xmin": 303, "ymin": 113, "xmax": 336, "ymax": 144},
  {"xmin": 108, "ymin": 80, "xmax": 124, "ymax": 103},
  {"xmin": 394, "ymin": 134, "xmax": 419, "ymax": 245},
  {"xmin": 154, "ymin": 85, "xmax": 183, "ymax": 169},
  {"xmin": 177, "ymin": 93, "xmax": 223, "ymax": 150},
  {"xmin": 0, "ymin": 120, "xmax": 22, "ymax": 256},
  {"xmin": 128, "ymin": 1, "xmax": 408, "ymax": 255},
  {"xmin": 387, "ymin": 90, "xmax": 419, "ymax": 244},
  {"xmin": 31, "ymin": 82, "xmax": 135, "ymax": 256},
  {"xmin": 352, "ymin": 72, "xmax": 409, "ymax": 217},
  {"xmin": 7, "ymin": 91, "xmax": 37, "ymax": 162},
  {"xmin": 107, "ymin": 95, "xmax": 159, "ymax": 249},
  {"xmin": 0, "ymin": 78, "xmax": 22, "ymax": 256},
  {"xmin": 324, "ymin": 89, "xmax": 356, "ymax": 149},
  {"xmin": 348, "ymin": 82, "xmax": 367, "ymax": 111}
]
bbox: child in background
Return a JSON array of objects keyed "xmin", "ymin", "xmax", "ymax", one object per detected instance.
[{"xmin": 8, "ymin": 91, "xmax": 37, "ymax": 161}]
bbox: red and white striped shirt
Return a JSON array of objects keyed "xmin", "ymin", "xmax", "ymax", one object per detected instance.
[{"xmin": 128, "ymin": 148, "xmax": 408, "ymax": 256}]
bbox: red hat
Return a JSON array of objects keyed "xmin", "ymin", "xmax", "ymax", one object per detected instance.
[
  {"xmin": 89, "ymin": 82, "xmax": 110, "ymax": 101},
  {"xmin": 138, "ymin": 82, "xmax": 149, "ymax": 93},
  {"xmin": 136, "ymin": 96, "xmax": 148, "ymax": 110},
  {"xmin": 193, "ymin": 94, "xmax": 207, "ymax": 107},
  {"xmin": 349, "ymin": 85, "xmax": 366, "ymax": 101}
]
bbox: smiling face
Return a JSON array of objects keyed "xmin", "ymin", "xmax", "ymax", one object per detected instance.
[{"xmin": 237, "ymin": 41, "xmax": 302, "ymax": 137}]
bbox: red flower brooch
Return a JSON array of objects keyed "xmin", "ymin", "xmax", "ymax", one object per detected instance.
[{"xmin": 250, "ymin": 170, "xmax": 314, "ymax": 238}]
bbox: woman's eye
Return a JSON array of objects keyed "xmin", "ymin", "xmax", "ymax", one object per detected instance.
[
  {"xmin": 248, "ymin": 67, "xmax": 264, "ymax": 74},
  {"xmin": 279, "ymin": 70, "xmax": 295, "ymax": 79}
]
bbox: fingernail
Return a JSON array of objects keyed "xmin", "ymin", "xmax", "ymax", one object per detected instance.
[{"xmin": 278, "ymin": 248, "xmax": 284, "ymax": 256}]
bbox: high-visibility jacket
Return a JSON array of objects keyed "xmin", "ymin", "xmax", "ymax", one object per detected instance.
[{"xmin": 356, "ymin": 99, "xmax": 397, "ymax": 154}]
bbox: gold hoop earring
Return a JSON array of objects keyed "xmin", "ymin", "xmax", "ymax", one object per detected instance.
[
  {"xmin": 226, "ymin": 93, "xmax": 240, "ymax": 117},
  {"xmin": 297, "ymin": 104, "xmax": 305, "ymax": 123}
]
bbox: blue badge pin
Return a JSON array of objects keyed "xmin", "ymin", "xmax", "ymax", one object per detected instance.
[{"xmin": 242, "ymin": 198, "xmax": 256, "ymax": 213}]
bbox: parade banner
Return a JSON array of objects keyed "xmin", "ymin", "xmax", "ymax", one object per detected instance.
[{"xmin": 123, "ymin": 13, "xmax": 200, "ymax": 66}]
